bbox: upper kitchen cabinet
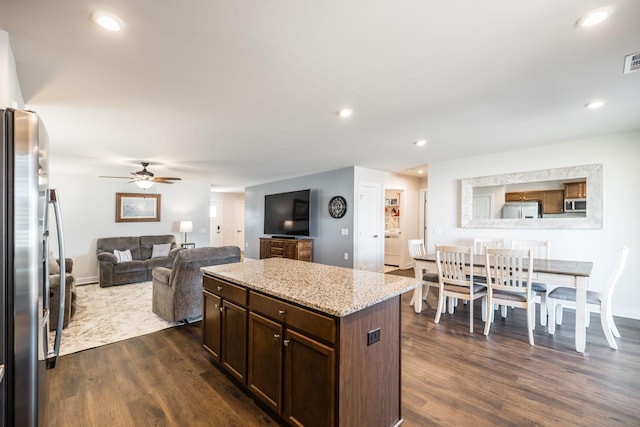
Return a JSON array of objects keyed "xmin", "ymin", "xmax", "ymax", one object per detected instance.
[
  {"xmin": 505, "ymin": 191, "xmax": 543, "ymax": 202},
  {"xmin": 565, "ymin": 182, "xmax": 587, "ymax": 199},
  {"xmin": 543, "ymin": 190, "xmax": 565, "ymax": 214}
]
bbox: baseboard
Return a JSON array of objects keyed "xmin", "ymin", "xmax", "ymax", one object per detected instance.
[{"xmin": 76, "ymin": 276, "xmax": 98, "ymax": 286}]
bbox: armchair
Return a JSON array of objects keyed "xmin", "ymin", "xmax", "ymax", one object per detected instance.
[{"xmin": 152, "ymin": 246, "xmax": 241, "ymax": 322}]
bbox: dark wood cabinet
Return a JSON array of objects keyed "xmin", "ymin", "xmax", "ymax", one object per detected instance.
[
  {"xmin": 260, "ymin": 237, "xmax": 313, "ymax": 262},
  {"xmin": 202, "ymin": 276, "xmax": 248, "ymax": 384},
  {"xmin": 248, "ymin": 292, "xmax": 336, "ymax": 427},
  {"xmin": 248, "ymin": 312, "xmax": 283, "ymax": 413},
  {"xmin": 203, "ymin": 272, "xmax": 401, "ymax": 427},
  {"xmin": 283, "ymin": 329, "xmax": 335, "ymax": 427},
  {"xmin": 202, "ymin": 292, "xmax": 222, "ymax": 359},
  {"xmin": 565, "ymin": 182, "xmax": 586, "ymax": 198},
  {"xmin": 221, "ymin": 300, "xmax": 247, "ymax": 381}
]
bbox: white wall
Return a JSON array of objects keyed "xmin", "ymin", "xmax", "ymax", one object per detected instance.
[
  {"xmin": 427, "ymin": 132, "xmax": 640, "ymax": 319},
  {"xmin": 0, "ymin": 30, "xmax": 25, "ymax": 108},
  {"xmin": 49, "ymin": 172, "xmax": 211, "ymax": 284},
  {"xmin": 210, "ymin": 191, "xmax": 245, "ymax": 246}
]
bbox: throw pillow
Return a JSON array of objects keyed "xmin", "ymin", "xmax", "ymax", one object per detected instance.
[
  {"xmin": 49, "ymin": 254, "xmax": 60, "ymax": 274},
  {"xmin": 151, "ymin": 243, "xmax": 172, "ymax": 258},
  {"xmin": 113, "ymin": 249, "xmax": 133, "ymax": 264}
]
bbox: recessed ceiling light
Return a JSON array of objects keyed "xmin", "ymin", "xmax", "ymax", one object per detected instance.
[
  {"xmin": 417, "ymin": 169, "xmax": 424, "ymax": 174},
  {"xmin": 92, "ymin": 12, "xmax": 125, "ymax": 32},
  {"xmin": 414, "ymin": 139, "xmax": 427, "ymax": 147},
  {"xmin": 585, "ymin": 100, "xmax": 606, "ymax": 109},
  {"xmin": 337, "ymin": 108, "xmax": 353, "ymax": 119},
  {"xmin": 577, "ymin": 7, "xmax": 612, "ymax": 27}
]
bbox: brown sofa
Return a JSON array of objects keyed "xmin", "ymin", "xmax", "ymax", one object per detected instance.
[
  {"xmin": 49, "ymin": 258, "xmax": 76, "ymax": 330},
  {"xmin": 152, "ymin": 246, "xmax": 241, "ymax": 322},
  {"xmin": 96, "ymin": 235, "xmax": 181, "ymax": 287}
]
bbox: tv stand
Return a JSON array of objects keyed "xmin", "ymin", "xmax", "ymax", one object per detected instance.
[{"xmin": 259, "ymin": 237, "xmax": 312, "ymax": 262}]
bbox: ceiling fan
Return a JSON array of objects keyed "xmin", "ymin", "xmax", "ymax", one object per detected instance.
[{"xmin": 100, "ymin": 162, "xmax": 182, "ymax": 189}]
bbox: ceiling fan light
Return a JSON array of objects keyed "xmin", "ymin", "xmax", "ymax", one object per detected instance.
[{"xmin": 135, "ymin": 179, "xmax": 154, "ymax": 189}]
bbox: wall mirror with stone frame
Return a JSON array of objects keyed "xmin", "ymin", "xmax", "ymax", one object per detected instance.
[{"xmin": 460, "ymin": 164, "xmax": 602, "ymax": 229}]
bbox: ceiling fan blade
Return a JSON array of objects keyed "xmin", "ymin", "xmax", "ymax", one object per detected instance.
[
  {"xmin": 154, "ymin": 180, "xmax": 175, "ymax": 184},
  {"xmin": 153, "ymin": 177, "xmax": 182, "ymax": 182}
]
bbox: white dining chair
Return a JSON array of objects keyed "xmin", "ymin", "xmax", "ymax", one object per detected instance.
[
  {"xmin": 511, "ymin": 239, "xmax": 550, "ymax": 259},
  {"xmin": 483, "ymin": 248, "xmax": 536, "ymax": 345},
  {"xmin": 547, "ymin": 246, "xmax": 629, "ymax": 349},
  {"xmin": 511, "ymin": 239, "xmax": 550, "ymax": 326},
  {"xmin": 408, "ymin": 239, "xmax": 439, "ymax": 308},
  {"xmin": 473, "ymin": 237, "xmax": 505, "ymax": 255},
  {"xmin": 434, "ymin": 245, "xmax": 487, "ymax": 333}
]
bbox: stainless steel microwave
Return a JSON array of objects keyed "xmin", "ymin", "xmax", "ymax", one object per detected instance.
[{"xmin": 565, "ymin": 198, "xmax": 586, "ymax": 212}]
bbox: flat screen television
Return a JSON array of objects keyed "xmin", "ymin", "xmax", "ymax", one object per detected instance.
[{"xmin": 264, "ymin": 189, "xmax": 310, "ymax": 237}]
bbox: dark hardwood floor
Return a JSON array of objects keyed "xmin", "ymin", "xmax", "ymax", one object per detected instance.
[{"xmin": 49, "ymin": 269, "xmax": 640, "ymax": 426}]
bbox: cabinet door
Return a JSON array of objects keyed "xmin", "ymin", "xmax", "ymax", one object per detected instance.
[
  {"xmin": 202, "ymin": 291, "xmax": 222, "ymax": 360},
  {"xmin": 283, "ymin": 329, "xmax": 335, "ymax": 427},
  {"xmin": 221, "ymin": 300, "xmax": 247, "ymax": 383},
  {"xmin": 259, "ymin": 239, "xmax": 270, "ymax": 259},
  {"xmin": 522, "ymin": 191, "xmax": 543, "ymax": 201},
  {"xmin": 565, "ymin": 182, "xmax": 587, "ymax": 198},
  {"xmin": 248, "ymin": 312, "xmax": 283, "ymax": 413},
  {"xmin": 543, "ymin": 190, "xmax": 564, "ymax": 214},
  {"xmin": 505, "ymin": 192, "xmax": 521, "ymax": 202},
  {"xmin": 283, "ymin": 241, "xmax": 297, "ymax": 259}
]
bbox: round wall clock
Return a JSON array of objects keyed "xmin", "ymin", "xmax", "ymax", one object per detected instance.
[{"xmin": 328, "ymin": 196, "xmax": 347, "ymax": 218}]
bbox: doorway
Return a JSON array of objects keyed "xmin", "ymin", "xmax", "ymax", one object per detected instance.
[
  {"xmin": 384, "ymin": 189, "xmax": 404, "ymax": 270},
  {"xmin": 210, "ymin": 200, "xmax": 223, "ymax": 246}
]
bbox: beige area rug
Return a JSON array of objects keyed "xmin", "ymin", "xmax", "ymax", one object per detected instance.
[{"xmin": 53, "ymin": 281, "xmax": 183, "ymax": 356}]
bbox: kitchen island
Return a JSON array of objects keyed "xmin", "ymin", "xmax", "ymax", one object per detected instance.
[{"xmin": 201, "ymin": 258, "xmax": 419, "ymax": 427}]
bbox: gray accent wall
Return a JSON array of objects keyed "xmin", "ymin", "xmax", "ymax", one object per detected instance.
[{"xmin": 245, "ymin": 167, "xmax": 355, "ymax": 267}]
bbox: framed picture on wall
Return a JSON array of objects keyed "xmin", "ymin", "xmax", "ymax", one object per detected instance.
[{"xmin": 116, "ymin": 192, "xmax": 161, "ymax": 222}]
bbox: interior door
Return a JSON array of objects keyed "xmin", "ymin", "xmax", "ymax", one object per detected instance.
[
  {"xmin": 356, "ymin": 183, "xmax": 382, "ymax": 272},
  {"xmin": 235, "ymin": 201, "xmax": 245, "ymax": 250},
  {"xmin": 210, "ymin": 200, "xmax": 223, "ymax": 246}
]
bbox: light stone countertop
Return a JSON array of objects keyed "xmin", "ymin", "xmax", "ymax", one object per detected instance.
[{"xmin": 201, "ymin": 258, "xmax": 420, "ymax": 317}]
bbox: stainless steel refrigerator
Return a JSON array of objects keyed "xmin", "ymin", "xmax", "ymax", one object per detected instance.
[
  {"xmin": 1, "ymin": 108, "xmax": 66, "ymax": 426},
  {"xmin": 502, "ymin": 201, "xmax": 541, "ymax": 219}
]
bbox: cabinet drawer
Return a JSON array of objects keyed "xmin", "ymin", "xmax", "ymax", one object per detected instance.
[
  {"xmin": 203, "ymin": 276, "xmax": 248, "ymax": 306},
  {"xmin": 270, "ymin": 247, "xmax": 284, "ymax": 257},
  {"xmin": 249, "ymin": 292, "xmax": 336, "ymax": 344},
  {"xmin": 270, "ymin": 240, "xmax": 284, "ymax": 248}
]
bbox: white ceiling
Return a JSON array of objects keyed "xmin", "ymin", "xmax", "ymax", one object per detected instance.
[{"xmin": 2, "ymin": 1, "xmax": 639, "ymax": 191}]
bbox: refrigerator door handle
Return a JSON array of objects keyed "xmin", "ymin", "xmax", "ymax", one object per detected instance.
[
  {"xmin": 46, "ymin": 189, "xmax": 66, "ymax": 369},
  {"xmin": 42, "ymin": 188, "xmax": 51, "ymax": 363}
]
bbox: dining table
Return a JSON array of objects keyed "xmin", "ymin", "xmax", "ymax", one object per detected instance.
[{"xmin": 412, "ymin": 253, "xmax": 594, "ymax": 353}]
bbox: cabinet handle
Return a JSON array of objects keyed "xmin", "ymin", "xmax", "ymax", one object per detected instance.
[
  {"xmin": 219, "ymin": 306, "xmax": 225, "ymax": 312},
  {"xmin": 273, "ymin": 334, "xmax": 280, "ymax": 340},
  {"xmin": 278, "ymin": 310, "xmax": 286, "ymax": 315},
  {"xmin": 283, "ymin": 339, "xmax": 290, "ymax": 347},
  {"xmin": 214, "ymin": 304, "xmax": 218, "ymax": 309},
  {"xmin": 217, "ymin": 286, "xmax": 223, "ymax": 291}
]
